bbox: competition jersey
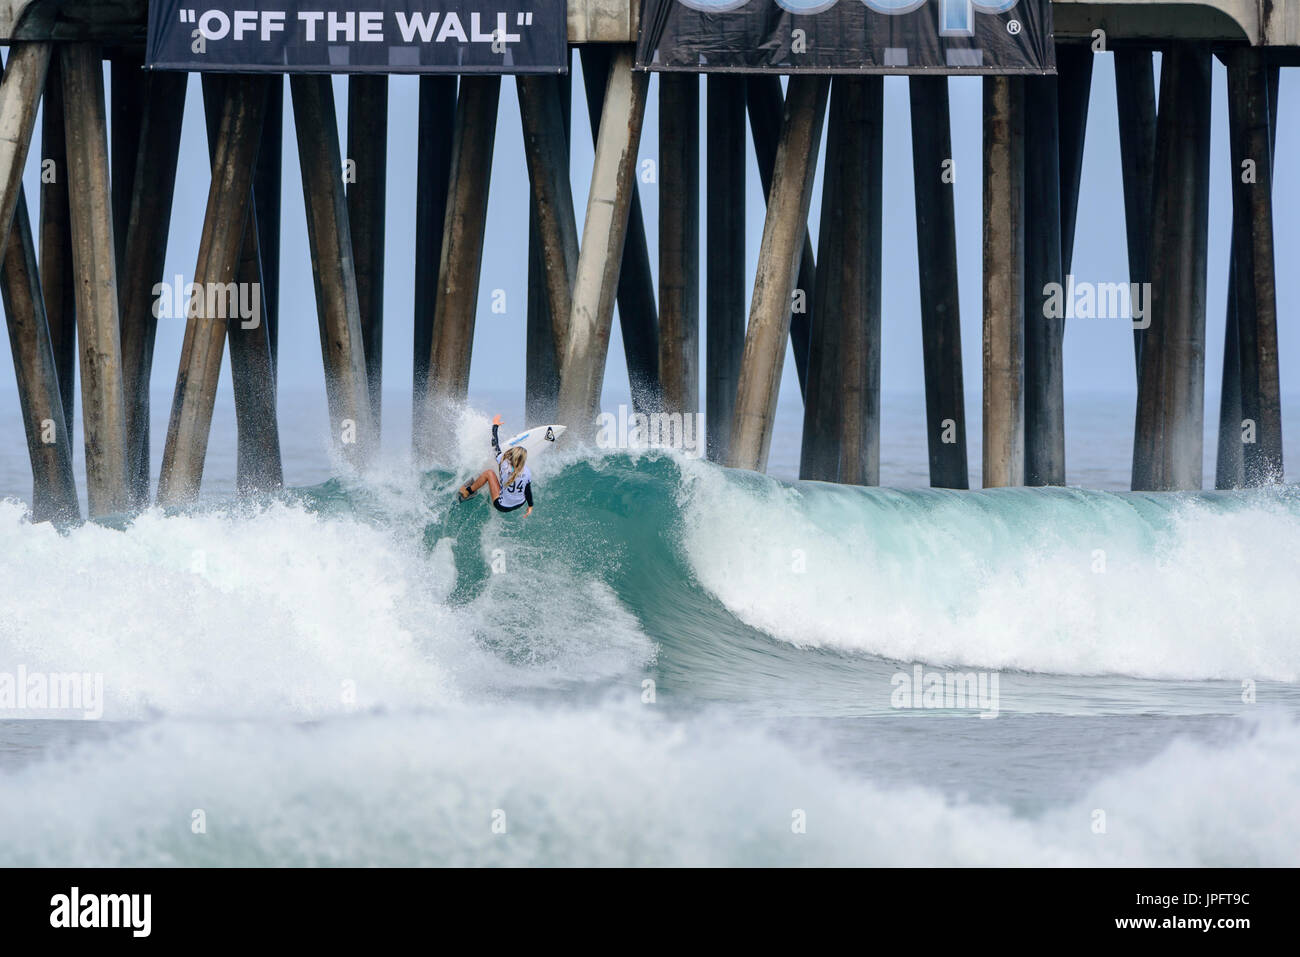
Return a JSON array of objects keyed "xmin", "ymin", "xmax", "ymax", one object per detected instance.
[{"xmin": 496, "ymin": 455, "xmax": 532, "ymax": 508}]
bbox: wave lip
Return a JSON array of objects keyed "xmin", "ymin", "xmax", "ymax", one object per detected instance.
[{"xmin": 679, "ymin": 467, "xmax": 1300, "ymax": 682}]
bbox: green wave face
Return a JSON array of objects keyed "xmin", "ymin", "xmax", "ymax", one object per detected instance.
[{"xmin": 292, "ymin": 453, "xmax": 1300, "ymax": 714}]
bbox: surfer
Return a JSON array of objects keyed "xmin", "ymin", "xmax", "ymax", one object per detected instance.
[{"xmin": 458, "ymin": 415, "xmax": 534, "ymax": 516}]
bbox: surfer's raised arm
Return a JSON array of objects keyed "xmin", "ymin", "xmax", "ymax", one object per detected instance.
[{"xmin": 491, "ymin": 414, "xmax": 504, "ymax": 458}]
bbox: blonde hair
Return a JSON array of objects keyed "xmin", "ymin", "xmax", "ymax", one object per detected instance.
[{"xmin": 503, "ymin": 446, "xmax": 528, "ymax": 488}]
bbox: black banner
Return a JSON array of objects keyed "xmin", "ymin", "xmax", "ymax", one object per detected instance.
[
  {"xmin": 637, "ymin": 0, "xmax": 1056, "ymax": 74},
  {"xmin": 0, "ymin": 867, "xmax": 1275, "ymax": 943},
  {"xmin": 146, "ymin": 1, "xmax": 569, "ymax": 74}
]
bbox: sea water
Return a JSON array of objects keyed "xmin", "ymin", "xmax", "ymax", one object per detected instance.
[{"xmin": 0, "ymin": 387, "xmax": 1297, "ymax": 866}]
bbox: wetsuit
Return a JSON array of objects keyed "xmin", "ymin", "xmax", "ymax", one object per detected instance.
[{"xmin": 491, "ymin": 424, "xmax": 534, "ymax": 513}]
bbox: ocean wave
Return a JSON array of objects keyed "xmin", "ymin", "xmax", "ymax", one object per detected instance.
[
  {"xmin": 2, "ymin": 449, "xmax": 1298, "ymax": 728},
  {"xmin": 0, "ymin": 706, "xmax": 1295, "ymax": 866}
]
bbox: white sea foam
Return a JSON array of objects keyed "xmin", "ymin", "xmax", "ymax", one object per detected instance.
[
  {"xmin": 0, "ymin": 498, "xmax": 461, "ymax": 719},
  {"xmin": 0, "ymin": 705, "xmax": 1294, "ymax": 866},
  {"xmin": 679, "ymin": 462, "xmax": 1300, "ymax": 681},
  {"xmin": 0, "ymin": 470, "xmax": 652, "ymax": 718}
]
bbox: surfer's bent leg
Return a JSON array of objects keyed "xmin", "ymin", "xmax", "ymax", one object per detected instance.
[{"xmin": 462, "ymin": 468, "xmax": 500, "ymax": 500}]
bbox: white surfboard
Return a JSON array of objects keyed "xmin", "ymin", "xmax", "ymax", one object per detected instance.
[{"xmin": 499, "ymin": 424, "xmax": 565, "ymax": 459}]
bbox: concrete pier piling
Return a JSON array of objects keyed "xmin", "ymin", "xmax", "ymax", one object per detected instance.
[
  {"xmin": 348, "ymin": 75, "xmax": 389, "ymax": 433},
  {"xmin": 422, "ymin": 75, "xmax": 500, "ymax": 459},
  {"xmin": 799, "ymin": 80, "xmax": 844, "ymax": 484},
  {"xmin": 657, "ymin": 72, "xmax": 699, "ymax": 418},
  {"xmin": 558, "ymin": 46, "xmax": 649, "ymax": 431},
  {"xmin": 579, "ymin": 45, "xmax": 659, "ymax": 412},
  {"xmin": 158, "ymin": 74, "xmax": 268, "ymax": 506},
  {"xmin": 1217, "ymin": 62, "xmax": 1280, "ymax": 490},
  {"xmin": 291, "ymin": 73, "xmax": 374, "ymax": 468},
  {"xmin": 0, "ymin": 2, "xmax": 1295, "ymax": 515},
  {"xmin": 909, "ymin": 76, "xmax": 968, "ymax": 490},
  {"xmin": 747, "ymin": 74, "xmax": 814, "ymax": 399},
  {"xmin": 1115, "ymin": 48, "xmax": 1158, "ymax": 370},
  {"xmin": 254, "ymin": 77, "xmax": 283, "ymax": 369},
  {"xmin": 61, "ymin": 42, "xmax": 130, "ymax": 517},
  {"xmin": 1056, "ymin": 44, "xmax": 1092, "ymax": 275},
  {"xmin": 800, "ymin": 76, "xmax": 882, "ymax": 485},
  {"xmin": 411, "ymin": 75, "xmax": 456, "ymax": 445},
  {"xmin": 1, "ymin": 188, "xmax": 79, "ymax": 523},
  {"xmin": 705, "ymin": 75, "xmax": 746, "ymax": 464},
  {"xmin": 38, "ymin": 61, "xmax": 75, "ymax": 444},
  {"xmin": 1132, "ymin": 44, "xmax": 1212, "ymax": 492},
  {"xmin": 982, "ymin": 75, "xmax": 1026, "ymax": 490},
  {"xmin": 0, "ymin": 42, "xmax": 49, "ymax": 311},
  {"xmin": 836, "ymin": 76, "xmax": 883, "ymax": 489},
  {"xmin": 728, "ymin": 75, "xmax": 830, "ymax": 473},
  {"xmin": 0, "ymin": 44, "xmax": 76, "ymax": 523},
  {"xmin": 519, "ymin": 71, "xmax": 578, "ymax": 421},
  {"xmin": 119, "ymin": 70, "xmax": 185, "ymax": 506},
  {"xmin": 1223, "ymin": 50, "xmax": 1281, "ymax": 486},
  {"xmin": 200, "ymin": 76, "xmax": 283, "ymax": 496},
  {"xmin": 1023, "ymin": 74, "xmax": 1066, "ymax": 488},
  {"xmin": 109, "ymin": 51, "xmax": 144, "ymax": 276},
  {"xmin": 523, "ymin": 69, "xmax": 572, "ymax": 426}
]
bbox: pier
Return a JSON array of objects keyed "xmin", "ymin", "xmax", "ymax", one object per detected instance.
[{"xmin": 0, "ymin": 0, "xmax": 1295, "ymax": 522}]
